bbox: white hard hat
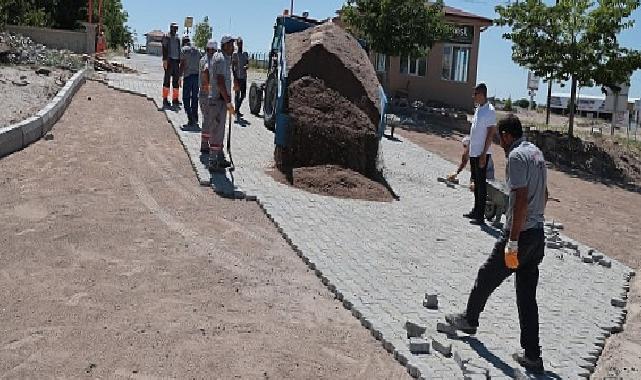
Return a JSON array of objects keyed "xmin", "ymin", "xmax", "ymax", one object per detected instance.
[
  {"xmin": 206, "ymin": 39, "xmax": 217, "ymax": 50},
  {"xmin": 220, "ymin": 34, "xmax": 235, "ymax": 46}
]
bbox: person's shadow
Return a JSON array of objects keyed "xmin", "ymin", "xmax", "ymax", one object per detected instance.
[{"xmin": 453, "ymin": 336, "xmax": 563, "ymax": 379}]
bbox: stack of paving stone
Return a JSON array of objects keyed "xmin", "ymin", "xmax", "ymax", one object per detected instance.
[{"xmin": 544, "ymin": 221, "xmax": 614, "ymax": 268}]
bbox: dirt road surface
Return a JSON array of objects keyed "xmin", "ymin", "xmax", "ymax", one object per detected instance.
[
  {"xmin": 0, "ymin": 81, "xmax": 409, "ymax": 379},
  {"xmin": 399, "ymin": 127, "xmax": 641, "ymax": 379}
]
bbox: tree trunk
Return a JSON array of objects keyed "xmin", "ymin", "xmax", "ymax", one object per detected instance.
[
  {"xmin": 546, "ymin": 77, "xmax": 553, "ymax": 125},
  {"xmin": 568, "ymin": 76, "xmax": 577, "ymax": 138},
  {"xmin": 611, "ymin": 91, "xmax": 620, "ymax": 136}
]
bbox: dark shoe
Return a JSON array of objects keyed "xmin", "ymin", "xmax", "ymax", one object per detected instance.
[
  {"xmin": 445, "ymin": 313, "xmax": 477, "ymax": 335},
  {"xmin": 469, "ymin": 218, "xmax": 486, "ymax": 226},
  {"xmin": 172, "ymin": 99, "xmax": 181, "ymax": 107},
  {"xmin": 513, "ymin": 352, "xmax": 544, "ymax": 374},
  {"xmin": 463, "ymin": 211, "xmax": 477, "ymax": 219},
  {"xmin": 163, "ymin": 99, "xmax": 171, "ymax": 108},
  {"xmin": 237, "ymin": 111, "xmax": 244, "ymax": 117},
  {"xmin": 217, "ymin": 157, "xmax": 232, "ymax": 168}
]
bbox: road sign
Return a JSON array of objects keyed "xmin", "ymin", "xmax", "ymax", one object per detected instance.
[{"xmin": 184, "ymin": 17, "xmax": 193, "ymax": 28}]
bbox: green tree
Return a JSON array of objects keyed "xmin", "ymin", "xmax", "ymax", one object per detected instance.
[
  {"xmin": 515, "ymin": 98, "xmax": 530, "ymax": 109},
  {"xmin": 340, "ymin": 0, "xmax": 451, "ymax": 58},
  {"xmin": 504, "ymin": 97, "xmax": 513, "ymax": 112},
  {"xmin": 193, "ymin": 16, "xmax": 212, "ymax": 50},
  {"xmin": 101, "ymin": 0, "xmax": 131, "ymax": 48},
  {"xmin": 496, "ymin": 0, "xmax": 641, "ymax": 138}
]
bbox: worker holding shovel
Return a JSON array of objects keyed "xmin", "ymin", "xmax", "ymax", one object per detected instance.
[{"xmin": 204, "ymin": 35, "xmax": 235, "ymax": 171}]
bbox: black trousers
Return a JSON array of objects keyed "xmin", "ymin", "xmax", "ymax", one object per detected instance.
[
  {"xmin": 465, "ymin": 228, "xmax": 545, "ymax": 359},
  {"xmin": 470, "ymin": 155, "xmax": 490, "ymax": 219},
  {"xmin": 163, "ymin": 59, "xmax": 181, "ymax": 89},
  {"xmin": 234, "ymin": 78, "xmax": 247, "ymax": 112}
]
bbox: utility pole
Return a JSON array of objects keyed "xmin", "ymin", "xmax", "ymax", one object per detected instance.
[
  {"xmin": 291, "ymin": 0, "xmax": 294, "ymax": 15},
  {"xmin": 546, "ymin": 0, "xmax": 560, "ymax": 126}
]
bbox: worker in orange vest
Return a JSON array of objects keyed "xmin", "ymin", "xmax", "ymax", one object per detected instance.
[
  {"xmin": 96, "ymin": 31, "xmax": 107, "ymax": 56},
  {"xmin": 161, "ymin": 22, "xmax": 182, "ymax": 108}
]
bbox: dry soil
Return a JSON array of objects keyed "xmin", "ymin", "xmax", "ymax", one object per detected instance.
[{"xmin": 0, "ymin": 81, "xmax": 409, "ymax": 379}]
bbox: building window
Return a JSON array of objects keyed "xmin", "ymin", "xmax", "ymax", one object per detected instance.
[
  {"xmin": 375, "ymin": 53, "xmax": 388, "ymax": 73},
  {"xmin": 442, "ymin": 45, "xmax": 470, "ymax": 82},
  {"xmin": 400, "ymin": 55, "xmax": 427, "ymax": 77}
]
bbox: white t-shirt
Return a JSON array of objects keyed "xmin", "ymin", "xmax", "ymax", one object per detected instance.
[
  {"xmin": 462, "ymin": 135, "xmax": 491, "ymax": 155},
  {"xmin": 469, "ymin": 102, "xmax": 496, "ymax": 157}
]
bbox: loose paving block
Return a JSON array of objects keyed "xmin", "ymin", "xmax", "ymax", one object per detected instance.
[
  {"xmin": 591, "ymin": 252, "xmax": 604, "ymax": 261},
  {"xmin": 436, "ymin": 322, "xmax": 457, "ymax": 335},
  {"xmin": 598, "ymin": 258, "xmax": 612, "ymax": 268},
  {"xmin": 582, "ymin": 256, "xmax": 594, "ymax": 264},
  {"xmin": 546, "ymin": 242, "xmax": 562, "ymax": 249},
  {"xmin": 423, "ymin": 294, "xmax": 438, "ymax": 309},
  {"xmin": 453, "ymin": 350, "xmax": 469, "ymax": 370},
  {"xmin": 405, "ymin": 320, "xmax": 427, "ymax": 338},
  {"xmin": 431, "ymin": 336, "xmax": 452, "ymax": 357},
  {"xmin": 611, "ymin": 298, "xmax": 626, "ymax": 308},
  {"xmin": 409, "ymin": 337, "xmax": 430, "ymax": 354}
]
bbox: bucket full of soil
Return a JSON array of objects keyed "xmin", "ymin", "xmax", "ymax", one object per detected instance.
[{"xmin": 276, "ymin": 22, "xmax": 387, "ymax": 193}]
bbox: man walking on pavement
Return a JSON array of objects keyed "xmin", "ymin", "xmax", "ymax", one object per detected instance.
[
  {"xmin": 445, "ymin": 114, "xmax": 548, "ymax": 374},
  {"xmin": 232, "ymin": 37, "xmax": 249, "ymax": 120},
  {"xmin": 162, "ymin": 22, "xmax": 182, "ymax": 108},
  {"xmin": 180, "ymin": 35, "xmax": 202, "ymax": 130},
  {"xmin": 465, "ymin": 83, "xmax": 497, "ymax": 226},
  {"xmin": 203, "ymin": 35, "xmax": 235, "ymax": 171}
]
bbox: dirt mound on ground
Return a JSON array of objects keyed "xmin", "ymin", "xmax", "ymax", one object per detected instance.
[
  {"xmin": 286, "ymin": 22, "xmax": 382, "ymax": 127},
  {"xmin": 286, "ymin": 77, "xmax": 380, "ymax": 177},
  {"xmin": 270, "ymin": 165, "xmax": 394, "ymax": 202},
  {"xmin": 526, "ymin": 130, "xmax": 641, "ymax": 185}
]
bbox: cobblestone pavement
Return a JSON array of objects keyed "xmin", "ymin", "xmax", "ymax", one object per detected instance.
[{"xmin": 106, "ymin": 54, "xmax": 634, "ymax": 379}]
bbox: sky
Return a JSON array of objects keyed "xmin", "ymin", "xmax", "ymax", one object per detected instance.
[{"xmin": 122, "ymin": 0, "xmax": 641, "ymax": 103}]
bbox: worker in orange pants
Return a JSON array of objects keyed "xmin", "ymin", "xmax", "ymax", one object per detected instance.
[{"xmin": 161, "ymin": 22, "xmax": 182, "ymax": 108}]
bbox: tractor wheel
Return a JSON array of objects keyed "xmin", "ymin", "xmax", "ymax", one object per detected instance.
[
  {"xmin": 248, "ymin": 82, "xmax": 263, "ymax": 116},
  {"xmin": 263, "ymin": 73, "xmax": 278, "ymax": 131}
]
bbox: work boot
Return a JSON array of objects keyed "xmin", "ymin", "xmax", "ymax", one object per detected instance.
[
  {"xmin": 217, "ymin": 155, "xmax": 232, "ymax": 168},
  {"xmin": 172, "ymin": 99, "xmax": 180, "ymax": 107},
  {"xmin": 513, "ymin": 352, "xmax": 544, "ymax": 374},
  {"xmin": 445, "ymin": 313, "xmax": 477, "ymax": 335},
  {"xmin": 463, "ymin": 211, "xmax": 476, "ymax": 219},
  {"xmin": 469, "ymin": 218, "xmax": 486, "ymax": 226},
  {"xmin": 163, "ymin": 99, "xmax": 171, "ymax": 108}
]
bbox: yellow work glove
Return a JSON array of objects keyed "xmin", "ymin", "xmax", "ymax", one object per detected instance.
[
  {"xmin": 505, "ymin": 240, "xmax": 519, "ymax": 270},
  {"xmin": 446, "ymin": 173, "xmax": 457, "ymax": 182},
  {"xmin": 226, "ymin": 102, "xmax": 235, "ymax": 115},
  {"xmin": 162, "ymin": 60, "xmax": 168, "ymax": 70}
]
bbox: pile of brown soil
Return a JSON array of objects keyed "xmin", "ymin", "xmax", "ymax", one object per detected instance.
[
  {"xmin": 286, "ymin": 22, "xmax": 382, "ymax": 127},
  {"xmin": 526, "ymin": 130, "xmax": 641, "ymax": 185},
  {"xmin": 270, "ymin": 165, "xmax": 394, "ymax": 202},
  {"xmin": 286, "ymin": 76, "xmax": 380, "ymax": 177}
]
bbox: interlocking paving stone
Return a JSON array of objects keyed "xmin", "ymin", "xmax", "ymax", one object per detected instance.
[{"xmin": 107, "ymin": 54, "xmax": 634, "ymax": 379}]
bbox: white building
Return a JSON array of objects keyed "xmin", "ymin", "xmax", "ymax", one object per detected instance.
[{"xmin": 550, "ymin": 92, "xmax": 640, "ymax": 124}]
